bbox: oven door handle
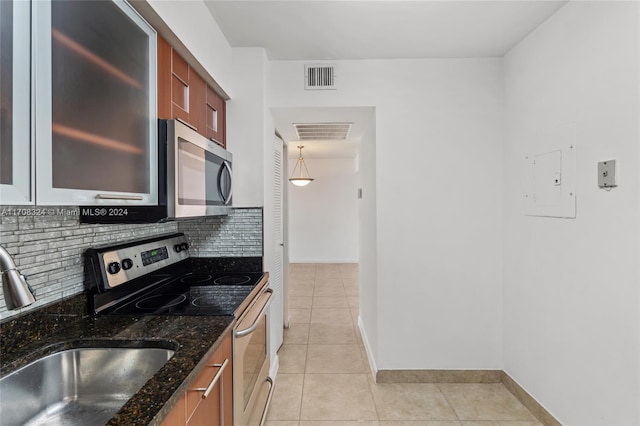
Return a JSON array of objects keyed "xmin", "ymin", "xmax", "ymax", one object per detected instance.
[
  {"xmin": 234, "ymin": 288, "xmax": 274, "ymax": 338},
  {"xmin": 259, "ymin": 377, "xmax": 275, "ymax": 426}
]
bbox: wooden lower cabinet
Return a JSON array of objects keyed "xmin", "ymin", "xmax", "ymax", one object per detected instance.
[{"xmin": 162, "ymin": 331, "xmax": 233, "ymax": 426}]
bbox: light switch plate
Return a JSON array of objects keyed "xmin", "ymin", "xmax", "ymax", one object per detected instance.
[{"xmin": 598, "ymin": 160, "xmax": 617, "ymax": 188}]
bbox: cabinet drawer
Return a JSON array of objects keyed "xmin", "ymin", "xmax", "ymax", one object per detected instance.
[
  {"xmin": 162, "ymin": 331, "xmax": 232, "ymax": 426},
  {"xmin": 185, "ymin": 356, "xmax": 225, "ymax": 417}
]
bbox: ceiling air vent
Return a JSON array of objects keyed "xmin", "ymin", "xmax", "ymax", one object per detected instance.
[
  {"xmin": 304, "ymin": 64, "xmax": 336, "ymax": 90},
  {"xmin": 294, "ymin": 122, "xmax": 352, "ymax": 140}
]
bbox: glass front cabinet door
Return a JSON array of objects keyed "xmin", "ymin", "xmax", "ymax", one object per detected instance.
[
  {"xmin": 34, "ymin": 0, "xmax": 158, "ymax": 205},
  {"xmin": 0, "ymin": 0, "xmax": 32, "ymax": 205}
]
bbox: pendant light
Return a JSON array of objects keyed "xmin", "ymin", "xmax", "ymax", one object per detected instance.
[{"xmin": 289, "ymin": 145, "xmax": 314, "ymax": 187}]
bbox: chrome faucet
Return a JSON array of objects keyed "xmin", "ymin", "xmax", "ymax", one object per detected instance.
[{"xmin": 0, "ymin": 244, "xmax": 35, "ymax": 310}]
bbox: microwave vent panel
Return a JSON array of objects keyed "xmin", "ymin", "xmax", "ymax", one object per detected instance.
[
  {"xmin": 293, "ymin": 122, "xmax": 352, "ymax": 141},
  {"xmin": 304, "ymin": 64, "xmax": 336, "ymax": 90}
]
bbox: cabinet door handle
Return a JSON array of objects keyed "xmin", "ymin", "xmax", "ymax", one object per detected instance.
[
  {"xmin": 194, "ymin": 358, "xmax": 229, "ymax": 399},
  {"xmin": 95, "ymin": 194, "xmax": 144, "ymax": 201}
]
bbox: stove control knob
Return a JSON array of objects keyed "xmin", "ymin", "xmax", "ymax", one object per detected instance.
[
  {"xmin": 181, "ymin": 243, "xmax": 189, "ymax": 251},
  {"xmin": 107, "ymin": 261, "xmax": 121, "ymax": 275},
  {"xmin": 174, "ymin": 244, "xmax": 182, "ymax": 253},
  {"xmin": 121, "ymin": 258, "xmax": 134, "ymax": 270}
]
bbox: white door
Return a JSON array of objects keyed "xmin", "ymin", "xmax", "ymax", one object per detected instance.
[{"xmin": 269, "ymin": 135, "xmax": 285, "ymax": 359}]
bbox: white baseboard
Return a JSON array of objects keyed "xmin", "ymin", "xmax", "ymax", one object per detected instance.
[
  {"xmin": 357, "ymin": 315, "xmax": 378, "ymax": 380},
  {"xmin": 269, "ymin": 354, "xmax": 280, "ymax": 379}
]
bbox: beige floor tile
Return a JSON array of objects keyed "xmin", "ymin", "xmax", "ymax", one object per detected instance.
[
  {"xmin": 438, "ymin": 384, "xmax": 538, "ymax": 422},
  {"xmin": 290, "ymin": 283, "xmax": 315, "ymax": 297},
  {"xmin": 301, "ymin": 374, "xmax": 378, "ymax": 420},
  {"xmin": 313, "ymin": 296, "xmax": 349, "ymax": 309},
  {"xmin": 380, "ymin": 422, "xmax": 462, "ymax": 426},
  {"xmin": 460, "ymin": 422, "xmax": 541, "ymax": 426},
  {"xmin": 347, "ymin": 296, "xmax": 359, "ymax": 308},
  {"xmin": 315, "ymin": 282, "xmax": 345, "ymax": 290},
  {"xmin": 339, "ymin": 263, "xmax": 358, "ymax": 271},
  {"xmin": 290, "ymin": 296, "xmax": 314, "ymax": 309},
  {"xmin": 340, "ymin": 272, "xmax": 359, "ymax": 279},
  {"xmin": 311, "ymin": 308, "xmax": 353, "ymax": 324},
  {"xmin": 370, "ymin": 382, "xmax": 457, "ymax": 421},
  {"xmin": 291, "ymin": 275, "xmax": 316, "ymax": 282},
  {"xmin": 265, "ymin": 422, "xmax": 300, "ymax": 426},
  {"xmin": 309, "ymin": 323, "xmax": 358, "ymax": 345},
  {"xmin": 314, "ymin": 286, "xmax": 347, "ymax": 297},
  {"xmin": 316, "ymin": 264, "xmax": 342, "ymax": 271},
  {"xmin": 267, "ymin": 374, "xmax": 304, "ymax": 421},
  {"xmin": 350, "ymin": 308, "xmax": 360, "ymax": 326},
  {"xmin": 354, "ymin": 325, "xmax": 364, "ymax": 346},
  {"xmin": 344, "ymin": 285, "xmax": 359, "ymax": 297},
  {"xmin": 301, "ymin": 422, "xmax": 379, "ymax": 426},
  {"xmin": 305, "ymin": 345, "xmax": 365, "ymax": 374},
  {"xmin": 290, "ymin": 308, "xmax": 312, "ymax": 323},
  {"xmin": 278, "ymin": 345, "xmax": 308, "ymax": 374},
  {"xmin": 341, "ymin": 281, "xmax": 359, "ymax": 289},
  {"xmin": 284, "ymin": 323, "xmax": 310, "ymax": 344},
  {"xmin": 290, "ymin": 273, "xmax": 315, "ymax": 280},
  {"xmin": 315, "ymin": 272, "xmax": 343, "ymax": 280}
]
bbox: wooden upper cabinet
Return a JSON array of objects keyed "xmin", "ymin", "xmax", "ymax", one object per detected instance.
[
  {"xmin": 206, "ymin": 86, "xmax": 226, "ymax": 147},
  {"xmin": 171, "ymin": 50, "xmax": 189, "ymax": 123},
  {"xmin": 157, "ymin": 36, "xmax": 172, "ymax": 120},
  {"xmin": 189, "ymin": 71, "xmax": 207, "ymax": 136},
  {"xmin": 157, "ymin": 34, "xmax": 226, "ymax": 148}
]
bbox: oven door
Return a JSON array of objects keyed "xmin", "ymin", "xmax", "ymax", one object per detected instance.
[{"xmin": 233, "ymin": 288, "xmax": 274, "ymax": 426}]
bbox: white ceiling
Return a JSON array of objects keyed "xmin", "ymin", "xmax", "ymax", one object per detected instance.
[
  {"xmin": 204, "ymin": 0, "xmax": 568, "ymax": 60},
  {"xmin": 206, "ymin": 1, "xmax": 568, "ymax": 159}
]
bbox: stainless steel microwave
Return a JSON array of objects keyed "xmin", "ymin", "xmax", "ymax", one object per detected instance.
[{"xmin": 161, "ymin": 119, "xmax": 233, "ymax": 218}]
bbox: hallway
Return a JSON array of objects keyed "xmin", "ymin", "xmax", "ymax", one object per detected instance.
[{"xmin": 266, "ymin": 263, "xmax": 541, "ymax": 425}]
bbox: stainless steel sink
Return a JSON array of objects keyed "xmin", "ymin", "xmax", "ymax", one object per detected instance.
[{"xmin": 0, "ymin": 347, "xmax": 175, "ymax": 426}]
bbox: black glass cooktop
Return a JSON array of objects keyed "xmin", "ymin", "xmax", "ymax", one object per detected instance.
[{"xmin": 95, "ymin": 268, "xmax": 265, "ymax": 316}]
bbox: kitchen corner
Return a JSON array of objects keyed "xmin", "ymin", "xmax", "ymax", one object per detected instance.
[
  {"xmin": 0, "ymin": 208, "xmax": 268, "ymax": 425},
  {"xmin": 0, "ymin": 293, "xmax": 234, "ymax": 425}
]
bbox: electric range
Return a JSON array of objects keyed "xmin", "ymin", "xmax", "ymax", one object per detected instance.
[{"xmin": 83, "ymin": 233, "xmax": 266, "ymax": 316}]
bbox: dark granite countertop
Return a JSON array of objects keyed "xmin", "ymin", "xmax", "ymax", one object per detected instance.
[
  {"xmin": 0, "ymin": 293, "xmax": 234, "ymax": 426},
  {"xmin": 0, "ymin": 256, "xmax": 266, "ymax": 425}
]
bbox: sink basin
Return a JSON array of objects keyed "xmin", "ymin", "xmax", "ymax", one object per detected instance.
[{"xmin": 0, "ymin": 347, "xmax": 175, "ymax": 426}]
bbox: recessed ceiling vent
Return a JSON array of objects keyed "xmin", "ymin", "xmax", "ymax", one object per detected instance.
[
  {"xmin": 304, "ymin": 64, "xmax": 336, "ymax": 90},
  {"xmin": 294, "ymin": 122, "xmax": 352, "ymax": 140}
]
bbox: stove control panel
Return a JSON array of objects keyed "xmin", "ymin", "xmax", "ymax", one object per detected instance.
[
  {"xmin": 99, "ymin": 234, "xmax": 190, "ymax": 289},
  {"xmin": 141, "ymin": 247, "xmax": 169, "ymax": 266}
]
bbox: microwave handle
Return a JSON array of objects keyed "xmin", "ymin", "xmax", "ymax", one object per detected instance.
[{"xmin": 219, "ymin": 161, "xmax": 233, "ymax": 205}]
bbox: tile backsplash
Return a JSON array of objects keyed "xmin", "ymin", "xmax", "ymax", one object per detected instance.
[
  {"xmin": 178, "ymin": 208, "xmax": 263, "ymax": 257},
  {"xmin": 0, "ymin": 206, "xmax": 263, "ymax": 321}
]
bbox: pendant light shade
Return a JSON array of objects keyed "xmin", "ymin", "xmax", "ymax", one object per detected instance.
[{"xmin": 289, "ymin": 145, "xmax": 314, "ymax": 186}]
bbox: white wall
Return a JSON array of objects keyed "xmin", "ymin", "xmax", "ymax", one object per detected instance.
[
  {"xmin": 503, "ymin": 2, "xmax": 640, "ymax": 425},
  {"xmin": 270, "ymin": 58, "xmax": 504, "ymax": 369},
  {"xmin": 357, "ymin": 115, "xmax": 379, "ymax": 374},
  {"xmin": 288, "ymin": 157, "xmax": 359, "ymax": 263},
  {"xmin": 227, "ymin": 48, "xmax": 268, "ymax": 207},
  {"xmin": 147, "ymin": 0, "xmax": 233, "ymax": 93}
]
